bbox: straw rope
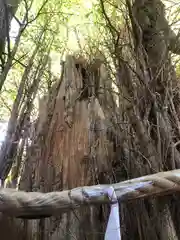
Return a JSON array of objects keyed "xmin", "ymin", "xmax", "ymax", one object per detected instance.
[{"xmin": 1, "ymin": 169, "xmax": 180, "ymax": 219}]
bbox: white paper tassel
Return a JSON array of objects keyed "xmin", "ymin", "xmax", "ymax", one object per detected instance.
[{"xmin": 104, "ymin": 187, "xmax": 121, "ymax": 240}]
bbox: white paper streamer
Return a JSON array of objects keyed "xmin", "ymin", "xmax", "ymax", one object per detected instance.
[
  {"xmin": 104, "ymin": 186, "xmax": 120, "ymax": 240},
  {"xmin": 83, "ymin": 181, "xmax": 153, "ymax": 240}
]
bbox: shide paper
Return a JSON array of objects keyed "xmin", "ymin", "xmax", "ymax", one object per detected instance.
[{"xmin": 83, "ymin": 181, "xmax": 152, "ymax": 239}]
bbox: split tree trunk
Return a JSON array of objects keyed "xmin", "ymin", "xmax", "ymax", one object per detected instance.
[{"xmin": 18, "ymin": 55, "xmax": 113, "ymax": 240}]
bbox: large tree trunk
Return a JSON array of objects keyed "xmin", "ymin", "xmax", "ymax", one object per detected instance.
[
  {"xmin": 117, "ymin": 0, "xmax": 180, "ymax": 239},
  {"xmin": 18, "ymin": 55, "xmax": 113, "ymax": 240}
]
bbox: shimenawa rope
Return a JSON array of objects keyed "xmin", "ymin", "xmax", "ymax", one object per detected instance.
[{"xmin": 0, "ymin": 169, "xmax": 180, "ymax": 219}]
